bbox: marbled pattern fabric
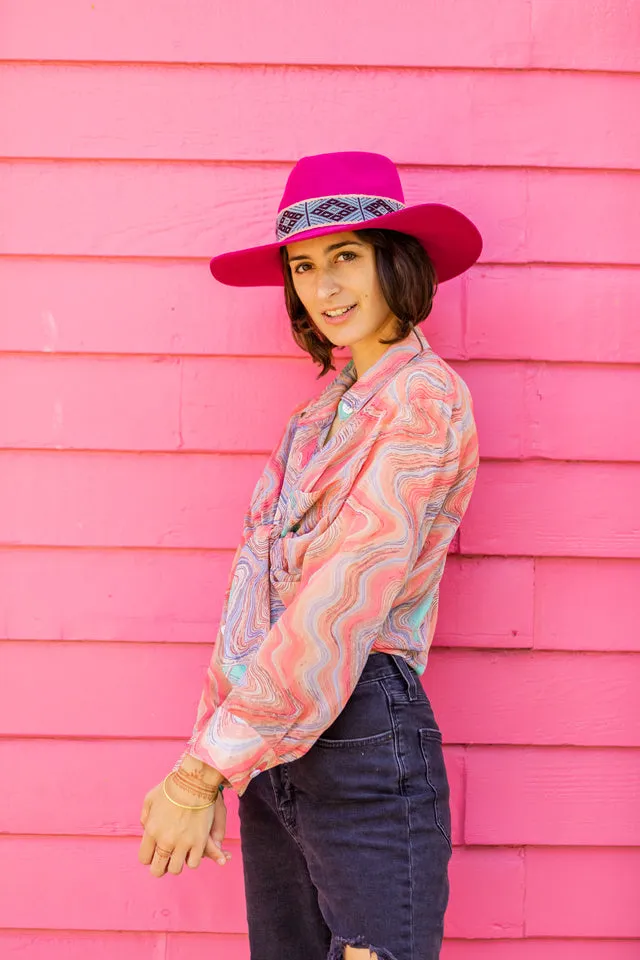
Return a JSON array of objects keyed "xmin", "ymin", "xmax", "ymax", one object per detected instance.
[{"xmin": 185, "ymin": 327, "xmax": 479, "ymax": 794}]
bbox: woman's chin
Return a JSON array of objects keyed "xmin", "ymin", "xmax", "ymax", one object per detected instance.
[{"xmin": 320, "ymin": 325, "xmax": 362, "ymax": 348}]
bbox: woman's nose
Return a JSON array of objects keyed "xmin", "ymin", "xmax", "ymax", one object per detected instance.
[{"xmin": 315, "ymin": 268, "xmax": 340, "ymax": 300}]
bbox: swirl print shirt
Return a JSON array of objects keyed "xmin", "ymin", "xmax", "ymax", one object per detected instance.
[{"xmin": 183, "ymin": 326, "xmax": 479, "ymax": 794}]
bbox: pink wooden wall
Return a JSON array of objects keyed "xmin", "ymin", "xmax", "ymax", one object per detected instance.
[{"xmin": 1, "ymin": 1, "xmax": 639, "ymax": 956}]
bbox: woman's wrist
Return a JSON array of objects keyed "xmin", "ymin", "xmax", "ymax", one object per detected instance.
[
  {"xmin": 162, "ymin": 773, "xmax": 216, "ymax": 810},
  {"xmin": 163, "ymin": 754, "xmax": 225, "ymax": 809},
  {"xmin": 177, "ymin": 753, "xmax": 224, "ymax": 790}
]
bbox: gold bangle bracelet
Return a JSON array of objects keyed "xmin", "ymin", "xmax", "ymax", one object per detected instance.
[{"xmin": 162, "ymin": 774, "xmax": 217, "ymax": 810}]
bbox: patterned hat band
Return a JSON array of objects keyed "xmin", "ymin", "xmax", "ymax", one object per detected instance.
[{"xmin": 275, "ymin": 194, "xmax": 406, "ymax": 241}]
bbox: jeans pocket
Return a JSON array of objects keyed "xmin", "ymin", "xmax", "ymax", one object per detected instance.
[
  {"xmin": 419, "ymin": 728, "xmax": 453, "ymax": 853},
  {"xmin": 315, "ymin": 677, "xmax": 393, "ymax": 745}
]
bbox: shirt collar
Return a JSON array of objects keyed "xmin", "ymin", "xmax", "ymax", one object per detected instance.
[{"xmin": 299, "ymin": 326, "xmax": 430, "ymax": 425}]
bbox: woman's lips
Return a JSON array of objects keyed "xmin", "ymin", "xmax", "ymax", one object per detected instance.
[{"xmin": 322, "ymin": 304, "xmax": 357, "ymax": 325}]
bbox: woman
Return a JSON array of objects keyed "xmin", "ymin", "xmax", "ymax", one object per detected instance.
[{"xmin": 139, "ymin": 151, "xmax": 482, "ymax": 960}]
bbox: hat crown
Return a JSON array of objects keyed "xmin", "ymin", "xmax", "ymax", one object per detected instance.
[{"xmin": 278, "ymin": 151, "xmax": 405, "ymax": 212}]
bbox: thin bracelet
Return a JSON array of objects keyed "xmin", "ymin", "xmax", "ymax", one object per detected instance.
[{"xmin": 162, "ymin": 774, "xmax": 217, "ymax": 810}]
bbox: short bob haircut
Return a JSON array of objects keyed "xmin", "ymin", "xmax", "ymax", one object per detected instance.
[{"xmin": 280, "ymin": 228, "xmax": 438, "ymax": 377}]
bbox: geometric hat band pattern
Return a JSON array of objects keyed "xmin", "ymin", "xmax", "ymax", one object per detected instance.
[{"xmin": 276, "ymin": 194, "xmax": 406, "ymax": 241}]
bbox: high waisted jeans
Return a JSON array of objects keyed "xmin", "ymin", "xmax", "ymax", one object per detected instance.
[{"xmin": 238, "ymin": 652, "xmax": 452, "ymax": 959}]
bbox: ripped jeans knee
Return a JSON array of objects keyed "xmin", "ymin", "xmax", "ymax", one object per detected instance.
[{"xmin": 328, "ymin": 934, "xmax": 398, "ymax": 960}]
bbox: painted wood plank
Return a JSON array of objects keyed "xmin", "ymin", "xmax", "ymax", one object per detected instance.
[
  {"xmin": 0, "ymin": 355, "xmax": 185, "ymax": 452},
  {"xmin": 0, "ymin": 736, "xmax": 464, "ymax": 847},
  {"xmin": 447, "ymin": 847, "xmax": 525, "ymax": 939},
  {"xmin": 461, "ymin": 462, "xmax": 640, "ymax": 559},
  {"xmin": 12, "ymin": 738, "xmax": 640, "ymax": 848},
  {"xmin": 1, "ymin": 932, "xmax": 638, "ymax": 959},
  {"xmin": 2, "ymin": 453, "xmax": 638, "ymax": 557},
  {"xmin": 0, "ymin": 549, "xmax": 531, "ymax": 650},
  {"xmin": 438, "ymin": 557, "xmax": 534, "ymax": 649},
  {"xmin": 166, "ymin": 936, "xmax": 640, "ymax": 960},
  {"xmin": 531, "ymin": 0, "xmax": 640, "ymax": 71},
  {"xmin": 3, "ymin": 0, "xmax": 637, "ymax": 72},
  {"xmin": 3, "ymin": 64, "xmax": 638, "ymax": 171},
  {"xmin": 524, "ymin": 169, "xmax": 638, "ymax": 265},
  {"xmin": 464, "ymin": 746, "xmax": 640, "ymax": 846},
  {"xmin": 442, "ymin": 941, "xmax": 640, "ymax": 959},
  {"xmin": 0, "ymin": 738, "xmax": 243, "ymax": 840},
  {"xmin": 2, "ymin": 644, "xmax": 638, "ymax": 747},
  {"xmin": 0, "ymin": 450, "xmax": 259, "ymax": 549},
  {"xmin": 525, "ymin": 847, "xmax": 640, "ymax": 938},
  {"xmin": 450, "ymin": 649, "xmax": 621, "ymax": 750},
  {"xmin": 0, "ymin": 0, "xmax": 534, "ymax": 68},
  {"xmin": 465, "ymin": 361, "xmax": 640, "ymax": 462},
  {"xmin": 4, "ymin": 356, "xmax": 638, "ymax": 463},
  {"xmin": 0, "ymin": 933, "xmax": 168, "ymax": 960},
  {"xmin": 0, "ymin": 935, "xmax": 248, "ymax": 960},
  {"xmin": 0, "ymin": 836, "xmax": 247, "ymax": 932},
  {"xmin": 1, "ymin": 162, "xmax": 638, "ymax": 267},
  {"xmin": 428, "ymin": 650, "xmax": 640, "ymax": 748},
  {"xmin": 0, "ymin": 547, "xmax": 233, "ymax": 644},
  {"xmin": 0, "ymin": 355, "xmax": 318, "ymax": 453},
  {"xmin": 3, "ymin": 260, "xmax": 638, "ymax": 365},
  {"xmin": 466, "ymin": 266, "xmax": 640, "ymax": 364},
  {"xmin": 462, "ymin": 361, "xmax": 528, "ymax": 460},
  {"xmin": 0, "ymin": 837, "xmax": 525, "ymax": 939},
  {"xmin": 0, "ymin": 640, "xmax": 208, "ymax": 738},
  {"xmin": 167, "ymin": 936, "xmax": 249, "ymax": 960},
  {"xmin": 534, "ymin": 558, "xmax": 640, "ymax": 653},
  {"xmin": 0, "ymin": 257, "xmax": 316, "ymax": 358}
]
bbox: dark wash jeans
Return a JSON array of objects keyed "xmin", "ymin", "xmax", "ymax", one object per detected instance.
[{"xmin": 238, "ymin": 653, "xmax": 452, "ymax": 959}]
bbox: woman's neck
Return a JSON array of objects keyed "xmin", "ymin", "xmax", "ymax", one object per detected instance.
[{"xmin": 348, "ymin": 315, "xmax": 404, "ymax": 379}]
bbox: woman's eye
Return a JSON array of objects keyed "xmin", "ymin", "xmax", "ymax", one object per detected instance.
[{"xmin": 293, "ymin": 251, "xmax": 356, "ymax": 275}]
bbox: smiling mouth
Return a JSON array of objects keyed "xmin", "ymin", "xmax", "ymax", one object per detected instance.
[{"xmin": 322, "ymin": 303, "xmax": 357, "ymax": 322}]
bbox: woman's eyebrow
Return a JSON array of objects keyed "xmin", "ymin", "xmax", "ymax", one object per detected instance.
[{"xmin": 287, "ymin": 240, "xmax": 365, "ymax": 263}]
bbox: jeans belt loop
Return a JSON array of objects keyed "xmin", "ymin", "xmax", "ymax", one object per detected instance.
[{"xmin": 392, "ymin": 653, "xmax": 418, "ymax": 701}]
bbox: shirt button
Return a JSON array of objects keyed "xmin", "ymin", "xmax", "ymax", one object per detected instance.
[{"xmin": 249, "ymin": 768, "xmax": 262, "ymax": 779}]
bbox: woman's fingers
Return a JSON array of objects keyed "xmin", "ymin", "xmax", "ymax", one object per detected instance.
[
  {"xmin": 204, "ymin": 835, "xmax": 230, "ymax": 865},
  {"xmin": 202, "ymin": 792, "xmax": 231, "ymax": 865},
  {"xmin": 138, "ymin": 778, "xmax": 220, "ymax": 877},
  {"xmin": 211, "ymin": 794, "xmax": 227, "ymax": 848},
  {"xmin": 186, "ymin": 844, "xmax": 205, "ymax": 870},
  {"xmin": 166, "ymin": 845, "xmax": 189, "ymax": 876},
  {"xmin": 139, "ymin": 795, "xmax": 151, "ymax": 827},
  {"xmin": 150, "ymin": 843, "xmax": 173, "ymax": 878},
  {"xmin": 142, "ymin": 834, "xmax": 192, "ymax": 877},
  {"xmin": 138, "ymin": 830, "xmax": 157, "ymax": 865}
]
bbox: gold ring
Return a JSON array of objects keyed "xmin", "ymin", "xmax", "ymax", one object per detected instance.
[{"xmin": 155, "ymin": 847, "xmax": 173, "ymax": 859}]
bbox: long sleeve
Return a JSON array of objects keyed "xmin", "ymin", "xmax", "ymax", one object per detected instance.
[{"xmin": 186, "ymin": 396, "xmax": 466, "ymax": 794}]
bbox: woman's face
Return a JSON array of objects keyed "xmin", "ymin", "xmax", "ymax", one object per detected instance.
[{"xmin": 285, "ymin": 230, "xmax": 397, "ymax": 349}]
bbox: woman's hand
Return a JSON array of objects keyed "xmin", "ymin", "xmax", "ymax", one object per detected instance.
[
  {"xmin": 139, "ymin": 775, "xmax": 231, "ymax": 878},
  {"xmin": 203, "ymin": 789, "xmax": 231, "ymax": 866}
]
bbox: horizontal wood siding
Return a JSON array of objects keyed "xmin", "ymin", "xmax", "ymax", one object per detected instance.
[
  {"xmin": 2, "ymin": 0, "xmax": 638, "ymax": 71},
  {"xmin": 2, "ymin": 1, "xmax": 638, "ymax": 956}
]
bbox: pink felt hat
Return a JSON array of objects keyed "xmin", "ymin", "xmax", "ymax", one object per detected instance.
[{"xmin": 209, "ymin": 151, "xmax": 482, "ymax": 287}]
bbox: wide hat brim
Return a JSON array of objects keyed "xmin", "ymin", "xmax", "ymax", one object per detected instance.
[{"xmin": 209, "ymin": 202, "xmax": 482, "ymax": 287}]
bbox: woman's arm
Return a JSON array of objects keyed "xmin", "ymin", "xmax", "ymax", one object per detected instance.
[{"xmin": 187, "ymin": 394, "xmax": 476, "ymax": 793}]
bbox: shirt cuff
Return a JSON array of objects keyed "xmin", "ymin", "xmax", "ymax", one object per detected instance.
[{"xmin": 185, "ymin": 705, "xmax": 281, "ymax": 796}]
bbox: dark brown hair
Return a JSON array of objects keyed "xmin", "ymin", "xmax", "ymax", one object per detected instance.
[{"xmin": 280, "ymin": 228, "xmax": 438, "ymax": 377}]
